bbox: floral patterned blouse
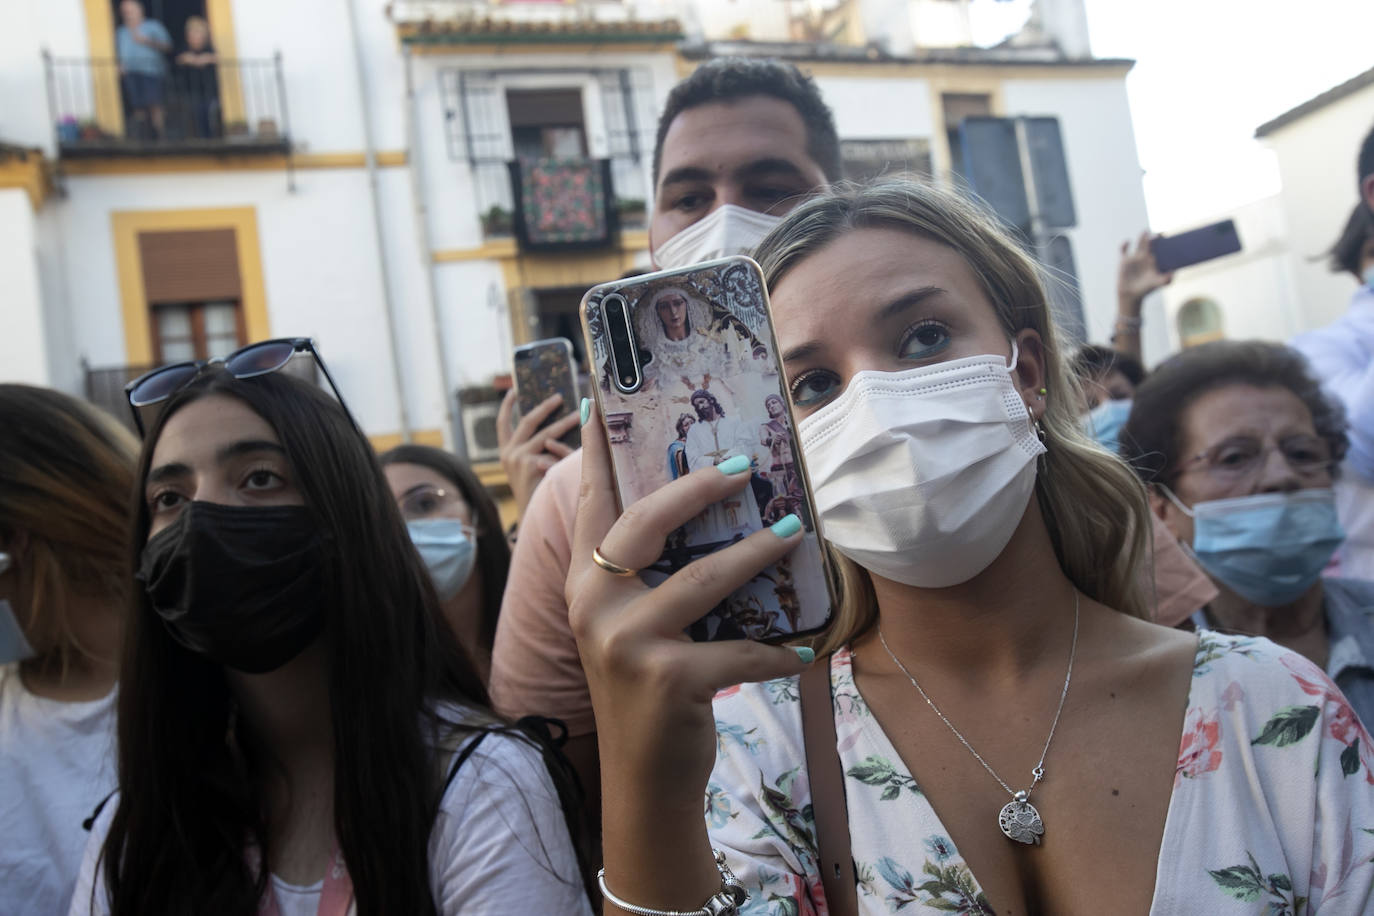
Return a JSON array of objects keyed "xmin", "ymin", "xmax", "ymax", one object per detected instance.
[{"xmin": 706, "ymin": 632, "xmax": 1374, "ymax": 914}]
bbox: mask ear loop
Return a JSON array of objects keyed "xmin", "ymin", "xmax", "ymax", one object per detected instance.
[{"xmin": 1157, "ymin": 483, "xmax": 1196, "ymax": 518}]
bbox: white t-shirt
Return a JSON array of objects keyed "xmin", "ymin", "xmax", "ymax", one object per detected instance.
[
  {"xmin": 68, "ymin": 720, "xmax": 592, "ymax": 915},
  {"xmin": 0, "ymin": 663, "xmax": 118, "ymax": 915}
]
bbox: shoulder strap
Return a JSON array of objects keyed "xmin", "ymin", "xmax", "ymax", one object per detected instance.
[
  {"xmin": 799, "ymin": 659, "xmax": 858, "ymax": 916},
  {"xmin": 443, "ymin": 729, "xmax": 492, "ymax": 793}
]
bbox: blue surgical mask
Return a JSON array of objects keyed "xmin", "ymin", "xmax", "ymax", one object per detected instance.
[
  {"xmin": 406, "ymin": 519, "xmax": 476, "ymax": 601},
  {"xmin": 1085, "ymin": 399, "xmax": 1132, "ymax": 454},
  {"xmin": 0, "ymin": 550, "xmax": 33, "ymax": 664},
  {"xmin": 1363, "ymin": 264, "xmax": 1374, "ymax": 289},
  {"xmin": 1166, "ymin": 488, "xmax": 1344, "ymax": 607}
]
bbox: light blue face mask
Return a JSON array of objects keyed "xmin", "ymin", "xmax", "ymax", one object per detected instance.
[
  {"xmin": 1085, "ymin": 399, "xmax": 1132, "ymax": 454},
  {"xmin": 1363, "ymin": 264, "xmax": 1374, "ymax": 290},
  {"xmin": 1166, "ymin": 488, "xmax": 1345, "ymax": 607},
  {"xmin": 0, "ymin": 551, "xmax": 35, "ymax": 664},
  {"xmin": 406, "ymin": 519, "xmax": 477, "ymax": 601}
]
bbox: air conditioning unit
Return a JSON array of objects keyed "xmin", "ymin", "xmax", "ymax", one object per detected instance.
[{"xmin": 458, "ymin": 385, "xmax": 504, "ymax": 464}]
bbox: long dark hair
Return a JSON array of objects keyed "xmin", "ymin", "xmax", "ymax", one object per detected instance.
[
  {"xmin": 377, "ymin": 444, "xmax": 510, "ymax": 656},
  {"xmin": 101, "ymin": 370, "xmax": 488, "ymax": 914}
]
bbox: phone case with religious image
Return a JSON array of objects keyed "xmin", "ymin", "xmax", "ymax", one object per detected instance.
[
  {"xmin": 513, "ymin": 337, "xmax": 581, "ymax": 451},
  {"xmin": 579, "ymin": 256, "xmax": 836, "ymax": 642}
]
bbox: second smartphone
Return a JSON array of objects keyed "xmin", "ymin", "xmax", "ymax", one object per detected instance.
[
  {"xmin": 580, "ymin": 256, "xmax": 835, "ymax": 642},
  {"xmin": 513, "ymin": 337, "xmax": 581, "ymax": 451}
]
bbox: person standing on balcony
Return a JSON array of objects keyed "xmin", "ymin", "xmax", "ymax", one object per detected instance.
[
  {"xmin": 174, "ymin": 16, "xmax": 219, "ymax": 140},
  {"xmin": 115, "ymin": 0, "xmax": 172, "ymax": 141}
]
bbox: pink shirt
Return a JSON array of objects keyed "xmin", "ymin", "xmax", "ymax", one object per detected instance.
[{"xmin": 489, "ymin": 452, "xmax": 594, "ymax": 736}]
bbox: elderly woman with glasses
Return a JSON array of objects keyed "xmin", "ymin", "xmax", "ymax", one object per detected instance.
[{"xmin": 1122, "ymin": 339, "xmax": 1374, "ymax": 725}]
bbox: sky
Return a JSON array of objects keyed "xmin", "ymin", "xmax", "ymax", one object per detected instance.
[{"xmin": 969, "ymin": 0, "xmax": 1374, "ymax": 230}]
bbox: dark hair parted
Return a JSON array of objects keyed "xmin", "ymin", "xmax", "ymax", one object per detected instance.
[
  {"xmin": 378, "ymin": 443, "xmax": 510, "ymax": 656},
  {"xmin": 1071, "ymin": 345, "xmax": 1146, "ymax": 388},
  {"xmin": 1328, "ymin": 202, "xmax": 1374, "ymax": 278},
  {"xmin": 101, "ymin": 370, "xmax": 489, "ymax": 915},
  {"xmin": 653, "ymin": 57, "xmax": 841, "ymax": 186},
  {"xmin": 1120, "ymin": 340, "xmax": 1349, "ymax": 489}
]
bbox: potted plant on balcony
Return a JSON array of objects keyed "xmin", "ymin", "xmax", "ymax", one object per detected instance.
[
  {"xmin": 481, "ymin": 205, "xmax": 513, "ymax": 237},
  {"xmin": 78, "ymin": 119, "xmax": 105, "ymax": 141},
  {"xmin": 57, "ymin": 117, "xmax": 81, "ymax": 144}
]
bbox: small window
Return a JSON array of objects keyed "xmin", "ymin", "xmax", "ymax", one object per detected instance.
[
  {"xmin": 152, "ymin": 301, "xmax": 245, "ymax": 362},
  {"xmin": 1177, "ymin": 297, "xmax": 1225, "ymax": 347}
]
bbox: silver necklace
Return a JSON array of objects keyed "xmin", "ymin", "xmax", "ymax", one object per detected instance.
[{"xmin": 876, "ymin": 591, "xmax": 1080, "ymax": 846}]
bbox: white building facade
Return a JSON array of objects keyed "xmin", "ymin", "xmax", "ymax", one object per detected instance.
[{"xmin": 0, "ymin": 0, "xmax": 1154, "ymax": 465}]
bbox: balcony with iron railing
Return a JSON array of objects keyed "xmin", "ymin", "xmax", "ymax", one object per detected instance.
[{"xmin": 44, "ymin": 53, "xmax": 291, "ymax": 158}]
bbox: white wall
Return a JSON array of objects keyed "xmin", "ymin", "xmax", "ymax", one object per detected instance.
[
  {"xmin": 814, "ymin": 75, "xmax": 936, "ymax": 140},
  {"xmin": 53, "ymin": 167, "xmax": 414, "ymax": 434},
  {"xmin": 0, "ymin": 191, "xmax": 50, "ymax": 385},
  {"xmin": 1264, "ymin": 82, "xmax": 1374, "ymax": 334},
  {"xmin": 2, "ymin": 0, "xmax": 95, "ymax": 153},
  {"xmin": 1001, "ymin": 77, "xmax": 1158, "ymax": 362}
]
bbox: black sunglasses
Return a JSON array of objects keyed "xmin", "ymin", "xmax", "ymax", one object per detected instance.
[{"xmin": 124, "ymin": 337, "xmax": 359, "ymax": 437}]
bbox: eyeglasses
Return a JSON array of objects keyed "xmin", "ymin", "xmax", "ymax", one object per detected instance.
[
  {"xmin": 397, "ymin": 485, "xmax": 473, "ymax": 524},
  {"xmin": 124, "ymin": 337, "xmax": 358, "ymax": 437},
  {"xmin": 1179, "ymin": 434, "xmax": 1335, "ymax": 483}
]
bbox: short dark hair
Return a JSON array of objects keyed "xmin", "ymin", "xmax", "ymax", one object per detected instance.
[
  {"xmin": 1071, "ymin": 344, "xmax": 1145, "ymax": 387},
  {"xmin": 652, "ymin": 58, "xmax": 841, "ymax": 187},
  {"xmin": 378, "ymin": 444, "xmax": 511, "ymax": 656},
  {"xmin": 1328, "ymin": 201, "xmax": 1374, "ymax": 278},
  {"xmin": 1360, "ymin": 121, "xmax": 1374, "ymax": 187},
  {"xmin": 1120, "ymin": 340, "xmax": 1348, "ymax": 488}
]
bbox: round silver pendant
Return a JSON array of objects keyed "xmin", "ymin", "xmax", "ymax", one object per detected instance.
[{"xmin": 998, "ymin": 798, "xmax": 1045, "ymax": 846}]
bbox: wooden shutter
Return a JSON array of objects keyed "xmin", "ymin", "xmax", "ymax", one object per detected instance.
[{"xmin": 138, "ymin": 228, "xmax": 242, "ymax": 304}]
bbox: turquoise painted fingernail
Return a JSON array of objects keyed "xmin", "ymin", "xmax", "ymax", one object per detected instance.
[
  {"xmin": 579, "ymin": 398, "xmax": 590, "ymax": 426},
  {"xmin": 794, "ymin": 646, "xmax": 815, "ymax": 664},
  {"xmin": 770, "ymin": 513, "xmax": 802, "ymax": 538},
  {"xmin": 717, "ymin": 455, "xmax": 750, "ymax": 475}
]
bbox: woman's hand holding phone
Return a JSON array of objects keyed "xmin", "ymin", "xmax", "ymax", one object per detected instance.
[
  {"xmin": 497, "ymin": 390, "xmax": 579, "ymax": 518},
  {"xmin": 566, "ymin": 400, "xmax": 811, "ymax": 912}
]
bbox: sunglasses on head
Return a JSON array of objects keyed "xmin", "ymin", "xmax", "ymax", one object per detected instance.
[{"xmin": 124, "ymin": 337, "xmax": 359, "ymax": 437}]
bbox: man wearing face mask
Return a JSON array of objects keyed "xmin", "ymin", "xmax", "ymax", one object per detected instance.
[
  {"xmin": 1123, "ymin": 340, "xmax": 1374, "ymax": 726},
  {"xmin": 1290, "ymin": 123, "xmax": 1374, "ymax": 578},
  {"xmin": 488, "ymin": 57, "xmax": 839, "ymax": 844}
]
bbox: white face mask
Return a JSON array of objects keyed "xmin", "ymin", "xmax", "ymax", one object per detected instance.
[
  {"xmin": 797, "ymin": 346, "xmax": 1045, "ymax": 588},
  {"xmin": 651, "ymin": 204, "xmax": 784, "ymax": 270}
]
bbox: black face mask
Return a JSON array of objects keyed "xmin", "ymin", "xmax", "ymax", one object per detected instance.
[{"xmin": 137, "ymin": 501, "xmax": 328, "ymax": 674}]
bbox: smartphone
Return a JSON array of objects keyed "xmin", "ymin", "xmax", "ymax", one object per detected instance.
[
  {"xmin": 580, "ymin": 256, "xmax": 836, "ymax": 642},
  {"xmin": 1149, "ymin": 219, "xmax": 1242, "ymax": 273},
  {"xmin": 513, "ymin": 337, "xmax": 581, "ymax": 451}
]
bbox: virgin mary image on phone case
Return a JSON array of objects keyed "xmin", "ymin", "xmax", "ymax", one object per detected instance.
[{"xmin": 583, "ymin": 259, "xmax": 830, "ymax": 640}]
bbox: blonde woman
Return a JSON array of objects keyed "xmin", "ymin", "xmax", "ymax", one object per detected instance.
[
  {"xmin": 568, "ymin": 180, "xmax": 1374, "ymax": 914},
  {"xmin": 0, "ymin": 385, "xmax": 137, "ymax": 913}
]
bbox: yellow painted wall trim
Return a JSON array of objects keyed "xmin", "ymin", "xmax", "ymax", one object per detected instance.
[
  {"xmin": 60, "ymin": 150, "xmax": 409, "ymax": 176},
  {"xmin": 407, "ymin": 40, "xmax": 677, "ymax": 57},
  {"xmin": 82, "ymin": 0, "xmax": 123, "ymax": 136},
  {"xmin": 432, "ymin": 228, "xmax": 647, "ymax": 264},
  {"xmin": 111, "ymin": 206, "xmax": 269, "ymax": 365},
  {"xmin": 204, "ymin": 0, "xmax": 245, "ymax": 126},
  {"xmin": 0, "ymin": 154, "xmax": 53, "ymax": 210},
  {"xmin": 368, "ymin": 428, "xmax": 446, "ymax": 452},
  {"xmin": 673, "ymin": 53, "xmax": 1132, "ymax": 83}
]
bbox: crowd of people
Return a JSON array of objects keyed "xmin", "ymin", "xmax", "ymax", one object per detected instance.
[{"xmin": 5, "ymin": 54, "xmax": 1374, "ymax": 916}]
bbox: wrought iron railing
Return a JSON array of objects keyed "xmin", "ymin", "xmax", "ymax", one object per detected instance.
[{"xmin": 44, "ymin": 53, "xmax": 291, "ymax": 156}]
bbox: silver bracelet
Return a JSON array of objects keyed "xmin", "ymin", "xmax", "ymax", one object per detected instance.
[{"xmin": 598, "ymin": 849, "xmax": 748, "ymax": 916}]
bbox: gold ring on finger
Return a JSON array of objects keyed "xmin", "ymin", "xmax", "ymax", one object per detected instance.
[{"xmin": 592, "ymin": 546, "xmax": 638, "ymax": 578}]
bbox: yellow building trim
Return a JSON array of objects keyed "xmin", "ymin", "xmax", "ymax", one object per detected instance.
[
  {"xmin": 927, "ymin": 77, "xmax": 1005, "ymax": 178},
  {"xmin": 672, "ymin": 54, "xmax": 1133, "ymax": 84},
  {"xmin": 0, "ymin": 154, "xmax": 53, "ymax": 210},
  {"xmin": 204, "ymin": 0, "xmax": 246, "ymax": 126},
  {"xmin": 432, "ymin": 228, "xmax": 647, "ymax": 264},
  {"xmin": 406, "ymin": 40, "xmax": 677, "ymax": 57},
  {"xmin": 60, "ymin": 150, "xmax": 409, "ymax": 176},
  {"xmin": 111, "ymin": 206, "xmax": 269, "ymax": 365},
  {"xmin": 82, "ymin": 0, "xmax": 123, "ymax": 136},
  {"xmin": 368, "ymin": 428, "xmax": 446, "ymax": 452}
]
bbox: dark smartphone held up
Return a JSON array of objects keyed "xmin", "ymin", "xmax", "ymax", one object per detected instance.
[
  {"xmin": 580, "ymin": 256, "xmax": 837, "ymax": 644},
  {"xmin": 512, "ymin": 337, "xmax": 581, "ymax": 451},
  {"xmin": 1149, "ymin": 219, "xmax": 1242, "ymax": 273}
]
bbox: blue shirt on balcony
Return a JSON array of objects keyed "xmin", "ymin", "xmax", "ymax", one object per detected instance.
[{"xmin": 116, "ymin": 20, "xmax": 172, "ymax": 76}]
